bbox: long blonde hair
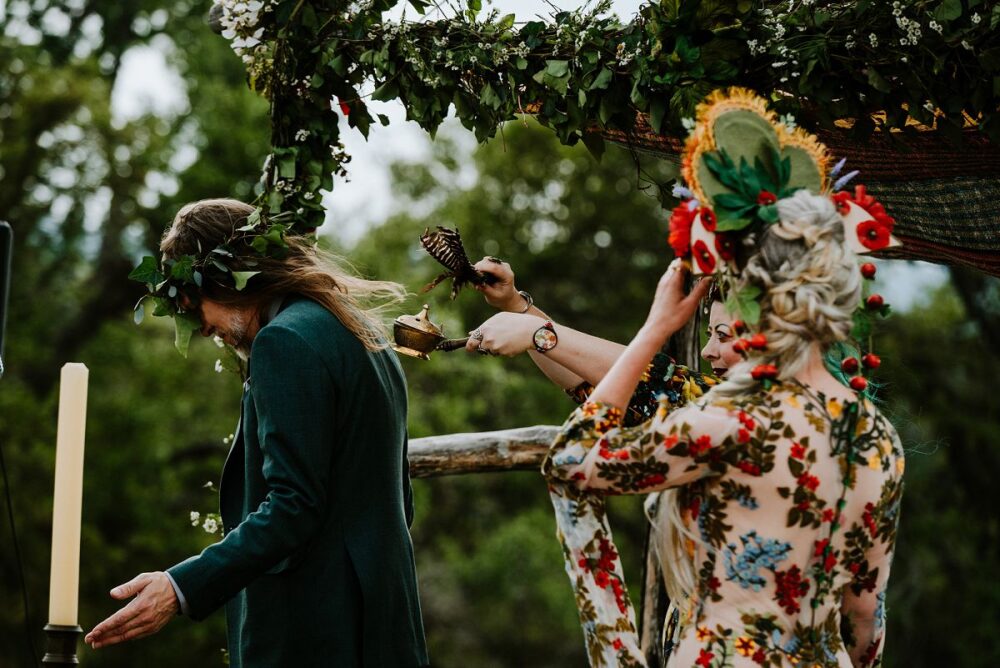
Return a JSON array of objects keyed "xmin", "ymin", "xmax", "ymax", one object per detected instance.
[
  {"xmin": 655, "ymin": 190, "xmax": 863, "ymax": 603},
  {"xmin": 160, "ymin": 198, "xmax": 406, "ymax": 351}
]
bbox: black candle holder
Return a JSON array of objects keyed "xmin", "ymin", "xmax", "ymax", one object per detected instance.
[{"xmin": 42, "ymin": 624, "xmax": 83, "ymax": 666}]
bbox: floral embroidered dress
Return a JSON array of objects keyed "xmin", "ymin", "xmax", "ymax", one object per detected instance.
[{"xmin": 544, "ymin": 380, "xmax": 903, "ymax": 668}]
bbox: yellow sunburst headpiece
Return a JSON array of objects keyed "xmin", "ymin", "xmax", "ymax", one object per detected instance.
[{"xmin": 669, "ymin": 88, "xmax": 900, "ymax": 281}]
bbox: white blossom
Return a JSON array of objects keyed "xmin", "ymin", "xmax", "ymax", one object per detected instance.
[
  {"xmin": 203, "ymin": 517, "xmax": 219, "ymax": 534},
  {"xmin": 214, "ymin": 359, "xmax": 224, "ymax": 373},
  {"xmin": 971, "ymin": 12, "xmax": 981, "ymax": 24},
  {"xmin": 190, "ymin": 511, "xmax": 201, "ymax": 526}
]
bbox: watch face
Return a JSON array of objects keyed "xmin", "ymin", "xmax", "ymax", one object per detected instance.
[{"xmin": 533, "ymin": 326, "xmax": 558, "ymax": 352}]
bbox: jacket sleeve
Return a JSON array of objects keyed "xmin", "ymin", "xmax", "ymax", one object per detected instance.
[
  {"xmin": 403, "ymin": 429, "xmax": 415, "ymax": 529},
  {"xmin": 167, "ymin": 324, "xmax": 337, "ymax": 620}
]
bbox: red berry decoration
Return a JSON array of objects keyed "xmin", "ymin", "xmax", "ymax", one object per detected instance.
[
  {"xmin": 866, "ymin": 294, "xmax": 884, "ymax": 310},
  {"xmin": 732, "ymin": 320, "xmax": 747, "ymax": 334},
  {"xmin": 841, "ymin": 357, "xmax": 859, "ymax": 374},
  {"xmin": 749, "ymin": 333, "xmax": 768, "ymax": 350},
  {"xmin": 849, "ymin": 376, "xmax": 869, "ymax": 392},
  {"xmin": 751, "ymin": 364, "xmax": 779, "ymax": 381},
  {"xmin": 862, "ymin": 353, "xmax": 881, "ymax": 369},
  {"xmin": 860, "ymin": 263, "xmax": 877, "ymax": 280},
  {"xmin": 732, "ymin": 339, "xmax": 750, "ymax": 355}
]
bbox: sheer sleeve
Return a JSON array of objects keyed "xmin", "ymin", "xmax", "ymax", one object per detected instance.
[
  {"xmin": 840, "ymin": 472, "xmax": 904, "ymax": 667},
  {"xmin": 566, "ymin": 353, "xmax": 718, "ymax": 427},
  {"xmin": 543, "ymin": 398, "xmax": 743, "ymax": 495}
]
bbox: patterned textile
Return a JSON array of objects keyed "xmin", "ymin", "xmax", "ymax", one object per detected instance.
[
  {"xmin": 544, "ymin": 381, "xmax": 904, "ymax": 668},
  {"xmin": 565, "ymin": 353, "xmax": 718, "ymax": 427},
  {"xmin": 550, "ymin": 357, "xmax": 715, "ymax": 667}
]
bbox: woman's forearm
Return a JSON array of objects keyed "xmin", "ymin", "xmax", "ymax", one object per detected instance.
[
  {"xmin": 586, "ymin": 326, "xmax": 665, "ymax": 409},
  {"xmin": 540, "ymin": 324, "xmax": 627, "ymax": 387},
  {"xmin": 521, "ymin": 304, "xmax": 588, "ymax": 390}
]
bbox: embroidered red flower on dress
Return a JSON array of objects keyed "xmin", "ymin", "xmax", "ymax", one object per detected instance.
[
  {"xmin": 637, "ymin": 473, "xmax": 666, "ymax": 489},
  {"xmin": 696, "ymin": 649, "xmax": 715, "ymax": 667},
  {"xmin": 814, "ymin": 538, "xmax": 830, "ymax": 557},
  {"xmin": 797, "ymin": 473, "xmax": 820, "ymax": 491},
  {"xmin": 790, "ymin": 443, "xmax": 806, "ymax": 459},
  {"xmin": 690, "ymin": 434, "xmax": 713, "ymax": 455},
  {"xmin": 774, "ymin": 565, "xmax": 809, "ymax": 614}
]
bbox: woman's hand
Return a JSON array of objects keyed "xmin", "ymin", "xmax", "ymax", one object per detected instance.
[
  {"xmin": 640, "ymin": 259, "xmax": 713, "ymax": 346},
  {"xmin": 473, "ymin": 257, "xmax": 528, "ymax": 312},
  {"xmin": 465, "ymin": 312, "xmax": 545, "ymax": 357}
]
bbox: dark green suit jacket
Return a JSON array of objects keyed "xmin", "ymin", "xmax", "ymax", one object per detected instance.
[{"xmin": 168, "ymin": 297, "xmax": 428, "ymax": 667}]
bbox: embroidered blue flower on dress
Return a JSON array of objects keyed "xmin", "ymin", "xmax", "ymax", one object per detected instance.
[
  {"xmin": 874, "ymin": 590, "xmax": 886, "ymax": 632},
  {"xmin": 723, "ymin": 531, "xmax": 792, "ymax": 591}
]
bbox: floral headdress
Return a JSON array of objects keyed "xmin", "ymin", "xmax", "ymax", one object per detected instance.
[{"xmin": 669, "ymin": 88, "xmax": 899, "ymax": 390}]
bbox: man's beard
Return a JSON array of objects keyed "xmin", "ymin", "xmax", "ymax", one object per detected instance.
[{"xmin": 225, "ymin": 311, "xmax": 252, "ymax": 359}]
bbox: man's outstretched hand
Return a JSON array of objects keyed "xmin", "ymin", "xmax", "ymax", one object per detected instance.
[{"xmin": 85, "ymin": 572, "xmax": 179, "ymax": 649}]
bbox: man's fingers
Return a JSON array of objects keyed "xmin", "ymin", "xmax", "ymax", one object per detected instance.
[
  {"xmin": 92, "ymin": 619, "xmax": 155, "ymax": 649},
  {"xmin": 87, "ymin": 599, "xmax": 143, "ymax": 642},
  {"xmin": 111, "ymin": 573, "xmax": 150, "ymax": 600}
]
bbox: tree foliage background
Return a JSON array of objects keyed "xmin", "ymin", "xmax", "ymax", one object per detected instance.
[{"xmin": 1, "ymin": 2, "xmax": 999, "ymax": 667}]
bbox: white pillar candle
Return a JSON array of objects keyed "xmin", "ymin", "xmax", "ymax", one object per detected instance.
[{"xmin": 47, "ymin": 363, "xmax": 89, "ymax": 627}]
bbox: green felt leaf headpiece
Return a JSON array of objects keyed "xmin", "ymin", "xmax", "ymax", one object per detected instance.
[{"xmin": 128, "ymin": 208, "xmax": 297, "ymax": 356}]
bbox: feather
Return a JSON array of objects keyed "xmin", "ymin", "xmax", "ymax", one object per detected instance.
[{"xmin": 419, "ymin": 227, "xmax": 494, "ymax": 299}]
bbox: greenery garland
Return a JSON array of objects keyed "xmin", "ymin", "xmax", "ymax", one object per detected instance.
[{"xmin": 131, "ymin": 0, "xmax": 1000, "ymax": 348}]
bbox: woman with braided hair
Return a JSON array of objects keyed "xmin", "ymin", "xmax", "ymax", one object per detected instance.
[{"xmin": 543, "ymin": 189, "xmax": 903, "ymax": 667}]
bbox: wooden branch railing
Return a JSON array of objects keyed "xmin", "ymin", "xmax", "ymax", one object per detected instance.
[{"xmin": 408, "ymin": 426, "xmax": 558, "ymax": 478}]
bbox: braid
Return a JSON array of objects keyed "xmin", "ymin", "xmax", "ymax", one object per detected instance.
[{"xmin": 710, "ymin": 190, "xmax": 861, "ymax": 399}]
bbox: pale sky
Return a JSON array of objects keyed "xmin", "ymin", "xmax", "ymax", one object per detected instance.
[{"xmin": 111, "ymin": 0, "xmax": 949, "ymax": 311}]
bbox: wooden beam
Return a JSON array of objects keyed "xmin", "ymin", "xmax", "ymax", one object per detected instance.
[{"xmin": 408, "ymin": 425, "xmax": 559, "ymax": 478}]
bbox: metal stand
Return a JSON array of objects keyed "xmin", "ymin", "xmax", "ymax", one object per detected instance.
[{"xmin": 41, "ymin": 624, "xmax": 82, "ymax": 666}]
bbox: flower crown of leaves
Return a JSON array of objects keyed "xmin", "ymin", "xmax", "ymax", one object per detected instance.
[{"xmin": 128, "ymin": 208, "xmax": 298, "ymax": 355}]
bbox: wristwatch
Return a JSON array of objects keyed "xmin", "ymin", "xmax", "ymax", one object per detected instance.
[{"xmin": 533, "ymin": 321, "xmax": 558, "ymax": 353}]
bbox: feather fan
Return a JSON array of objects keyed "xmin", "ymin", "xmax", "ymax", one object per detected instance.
[{"xmin": 419, "ymin": 227, "xmax": 496, "ymax": 299}]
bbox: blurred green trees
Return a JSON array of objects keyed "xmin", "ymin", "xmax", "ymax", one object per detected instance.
[
  {"xmin": 0, "ymin": 0, "xmax": 266, "ymax": 664},
  {"xmin": 1, "ymin": 3, "xmax": 999, "ymax": 666}
]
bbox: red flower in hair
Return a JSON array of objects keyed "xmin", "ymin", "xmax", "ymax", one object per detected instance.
[
  {"xmin": 668, "ymin": 203, "xmax": 695, "ymax": 258},
  {"xmin": 756, "ymin": 190, "xmax": 777, "ymax": 205},
  {"xmin": 831, "ymin": 191, "xmax": 851, "ymax": 215},
  {"xmin": 338, "ymin": 98, "xmax": 352, "ymax": 116},
  {"xmin": 715, "ymin": 232, "xmax": 736, "ymax": 261},
  {"xmin": 699, "ymin": 207, "xmax": 717, "ymax": 231},
  {"xmin": 857, "ymin": 219, "xmax": 891, "ymax": 251},
  {"xmin": 692, "ymin": 240, "xmax": 716, "ymax": 274}
]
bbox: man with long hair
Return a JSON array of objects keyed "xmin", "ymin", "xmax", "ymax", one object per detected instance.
[{"xmin": 85, "ymin": 199, "xmax": 429, "ymax": 667}]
